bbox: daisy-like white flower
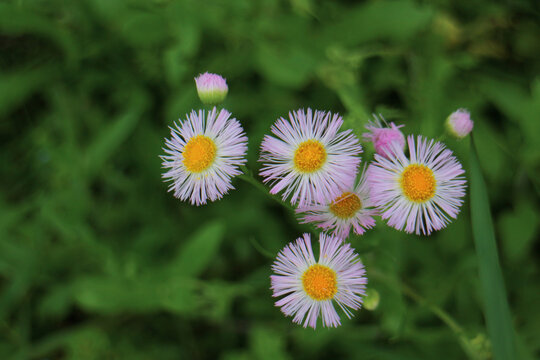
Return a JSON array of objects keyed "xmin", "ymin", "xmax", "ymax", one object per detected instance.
[
  {"xmin": 259, "ymin": 109, "xmax": 362, "ymax": 207},
  {"xmin": 367, "ymin": 135, "xmax": 466, "ymax": 235},
  {"xmin": 161, "ymin": 107, "xmax": 248, "ymax": 206},
  {"xmin": 194, "ymin": 72, "xmax": 228, "ymax": 105},
  {"xmin": 271, "ymin": 233, "xmax": 367, "ymax": 329},
  {"xmin": 296, "ymin": 167, "xmax": 377, "ymax": 239},
  {"xmin": 362, "ymin": 115, "xmax": 405, "ymax": 158}
]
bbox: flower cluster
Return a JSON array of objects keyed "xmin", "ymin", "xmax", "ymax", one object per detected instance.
[
  {"xmin": 161, "ymin": 72, "xmax": 471, "ymax": 329},
  {"xmin": 258, "ymin": 111, "xmax": 467, "ymax": 238}
]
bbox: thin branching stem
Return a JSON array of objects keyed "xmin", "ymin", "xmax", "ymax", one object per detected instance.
[{"xmin": 370, "ymin": 270, "xmax": 485, "ymax": 360}]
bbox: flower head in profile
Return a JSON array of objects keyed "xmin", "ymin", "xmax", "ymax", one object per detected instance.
[
  {"xmin": 194, "ymin": 72, "xmax": 228, "ymax": 105},
  {"xmin": 271, "ymin": 233, "xmax": 367, "ymax": 329},
  {"xmin": 367, "ymin": 135, "xmax": 466, "ymax": 235},
  {"xmin": 363, "ymin": 115, "xmax": 405, "ymax": 158},
  {"xmin": 259, "ymin": 109, "xmax": 362, "ymax": 207},
  {"xmin": 296, "ymin": 166, "xmax": 377, "ymax": 239},
  {"xmin": 446, "ymin": 108, "xmax": 473, "ymax": 139},
  {"xmin": 161, "ymin": 107, "xmax": 247, "ymax": 205}
]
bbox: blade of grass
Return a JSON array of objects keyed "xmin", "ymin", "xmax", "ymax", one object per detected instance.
[{"xmin": 469, "ymin": 135, "xmax": 517, "ymax": 360}]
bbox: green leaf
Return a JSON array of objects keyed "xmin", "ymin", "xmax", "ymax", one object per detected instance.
[
  {"xmin": 498, "ymin": 200, "xmax": 539, "ymax": 262},
  {"xmin": 73, "ymin": 275, "xmax": 198, "ymax": 314},
  {"xmin": 38, "ymin": 285, "xmax": 74, "ymax": 320},
  {"xmin": 11, "ymin": 326, "xmax": 108, "ymax": 360},
  {"xmin": 250, "ymin": 327, "xmax": 290, "ymax": 360},
  {"xmin": 0, "ymin": 3, "xmax": 78, "ymax": 66},
  {"xmin": 168, "ymin": 221, "xmax": 225, "ymax": 277},
  {"xmin": 0, "ymin": 67, "xmax": 59, "ymax": 117},
  {"xmin": 83, "ymin": 88, "xmax": 148, "ymax": 178},
  {"xmin": 120, "ymin": 12, "xmax": 170, "ymax": 47},
  {"xmin": 469, "ymin": 136, "xmax": 518, "ymax": 360},
  {"xmin": 323, "ymin": 0, "xmax": 433, "ymax": 45},
  {"xmin": 74, "ymin": 277, "xmax": 162, "ymax": 313},
  {"xmin": 154, "ymin": 277, "xmax": 200, "ymax": 314},
  {"xmin": 255, "ymin": 42, "xmax": 318, "ymax": 88},
  {"xmin": 71, "ymin": 222, "xmax": 224, "ymax": 315},
  {"xmin": 64, "ymin": 327, "xmax": 110, "ymax": 360}
]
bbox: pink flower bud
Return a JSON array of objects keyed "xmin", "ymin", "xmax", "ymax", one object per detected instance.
[
  {"xmin": 362, "ymin": 115, "xmax": 405, "ymax": 158},
  {"xmin": 446, "ymin": 109, "xmax": 473, "ymax": 139},
  {"xmin": 194, "ymin": 72, "xmax": 228, "ymax": 105}
]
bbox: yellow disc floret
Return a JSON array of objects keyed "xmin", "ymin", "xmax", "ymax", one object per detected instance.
[
  {"xmin": 400, "ymin": 164, "xmax": 436, "ymax": 202},
  {"xmin": 182, "ymin": 135, "xmax": 217, "ymax": 173},
  {"xmin": 293, "ymin": 140, "xmax": 327, "ymax": 173},
  {"xmin": 302, "ymin": 264, "xmax": 338, "ymax": 301},
  {"xmin": 329, "ymin": 192, "xmax": 362, "ymax": 219}
]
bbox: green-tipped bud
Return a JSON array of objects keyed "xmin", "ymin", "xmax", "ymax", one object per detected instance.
[
  {"xmin": 195, "ymin": 72, "xmax": 228, "ymax": 105},
  {"xmin": 363, "ymin": 288, "xmax": 380, "ymax": 311},
  {"xmin": 470, "ymin": 333, "xmax": 492, "ymax": 359}
]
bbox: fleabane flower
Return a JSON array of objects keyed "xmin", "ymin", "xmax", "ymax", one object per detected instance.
[
  {"xmin": 194, "ymin": 72, "xmax": 228, "ymax": 105},
  {"xmin": 161, "ymin": 107, "xmax": 247, "ymax": 206},
  {"xmin": 367, "ymin": 135, "xmax": 466, "ymax": 235},
  {"xmin": 446, "ymin": 108, "xmax": 473, "ymax": 139},
  {"xmin": 362, "ymin": 115, "xmax": 405, "ymax": 158},
  {"xmin": 296, "ymin": 167, "xmax": 377, "ymax": 239},
  {"xmin": 271, "ymin": 233, "xmax": 367, "ymax": 329},
  {"xmin": 259, "ymin": 109, "xmax": 362, "ymax": 207}
]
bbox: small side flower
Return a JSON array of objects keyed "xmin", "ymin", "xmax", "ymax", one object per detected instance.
[
  {"xmin": 270, "ymin": 233, "xmax": 367, "ymax": 329},
  {"xmin": 296, "ymin": 166, "xmax": 377, "ymax": 239}
]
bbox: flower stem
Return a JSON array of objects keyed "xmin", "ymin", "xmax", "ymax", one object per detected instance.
[
  {"xmin": 436, "ymin": 133, "xmax": 448, "ymax": 142},
  {"xmin": 370, "ymin": 269, "xmax": 485, "ymax": 360},
  {"xmin": 248, "ymin": 237, "xmax": 275, "ymax": 259},
  {"xmin": 238, "ymin": 166, "xmax": 295, "ymax": 212},
  {"xmin": 237, "ymin": 166, "xmax": 322, "ymax": 237}
]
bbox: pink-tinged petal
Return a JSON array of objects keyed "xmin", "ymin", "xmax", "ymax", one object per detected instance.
[
  {"xmin": 368, "ymin": 135, "xmax": 466, "ymax": 235},
  {"xmin": 446, "ymin": 108, "xmax": 473, "ymax": 139},
  {"xmin": 259, "ymin": 108, "xmax": 362, "ymax": 207},
  {"xmin": 363, "ymin": 114, "xmax": 405, "ymax": 158},
  {"xmin": 296, "ymin": 166, "xmax": 378, "ymax": 240},
  {"xmin": 194, "ymin": 72, "xmax": 228, "ymax": 105},
  {"xmin": 161, "ymin": 107, "xmax": 248, "ymax": 205},
  {"xmin": 270, "ymin": 233, "xmax": 367, "ymax": 329}
]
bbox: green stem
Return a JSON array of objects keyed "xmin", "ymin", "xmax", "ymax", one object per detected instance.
[
  {"xmin": 370, "ymin": 270, "xmax": 484, "ymax": 360},
  {"xmin": 239, "ymin": 168, "xmax": 482, "ymax": 358},
  {"xmin": 0, "ymin": 319, "xmax": 23, "ymax": 346},
  {"xmin": 436, "ymin": 133, "xmax": 448, "ymax": 142},
  {"xmin": 238, "ymin": 167, "xmax": 295, "ymax": 212},
  {"xmin": 248, "ymin": 237, "xmax": 275, "ymax": 259},
  {"xmin": 469, "ymin": 136, "xmax": 517, "ymax": 360},
  {"xmin": 238, "ymin": 166, "xmax": 322, "ymax": 237}
]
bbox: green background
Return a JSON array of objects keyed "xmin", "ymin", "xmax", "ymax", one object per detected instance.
[{"xmin": 1, "ymin": 0, "xmax": 539, "ymax": 359}]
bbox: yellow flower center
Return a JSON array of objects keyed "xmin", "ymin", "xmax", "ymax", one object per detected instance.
[
  {"xmin": 302, "ymin": 264, "xmax": 338, "ymax": 301},
  {"xmin": 400, "ymin": 164, "xmax": 436, "ymax": 202},
  {"xmin": 293, "ymin": 140, "xmax": 327, "ymax": 173},
  {"xmin": 329, "ymin": 192, "xmax": 362, "ymax": 219},
  {"xmin": 182, "ymin": 135, "xmax": 217, "ymax": 173}
]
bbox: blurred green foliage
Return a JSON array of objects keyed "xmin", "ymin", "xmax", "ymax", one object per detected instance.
[{"xmin": 1, "ymin": 0, "xmax": 539, "ymax": 359}]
